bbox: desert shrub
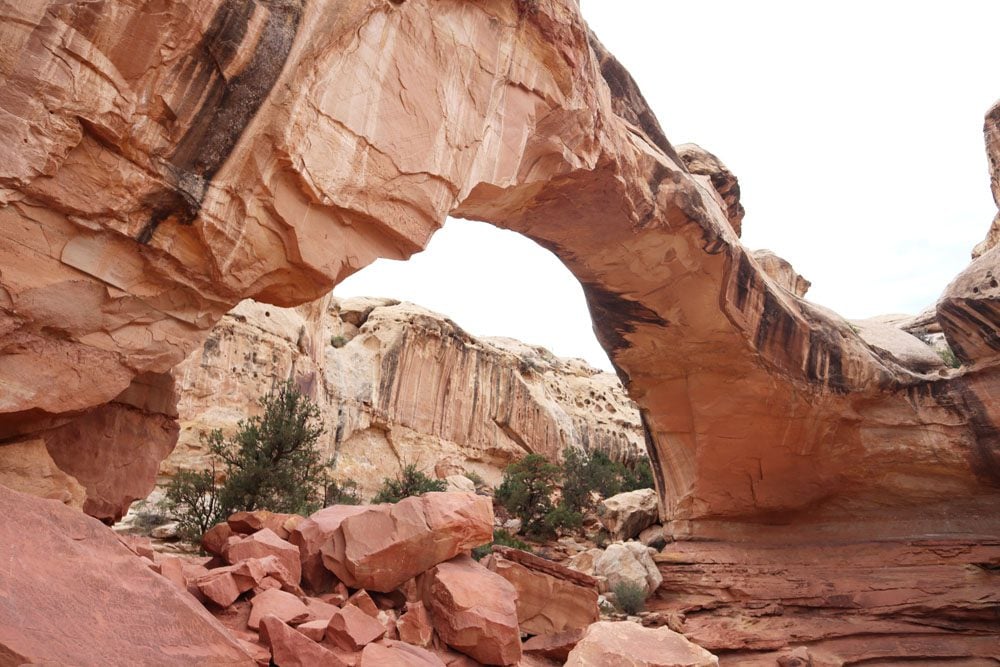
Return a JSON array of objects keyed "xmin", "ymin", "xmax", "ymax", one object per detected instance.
[
  {"xmin": 622, "ymin": 458, "xmax": 655, "ymax": 492},
  {"xmin": 543, "ymin": 504, "xmax": 583, "ymax": 533},
  {"xmin": 161, "ymin": 382, "xmax": 330, "ymax": 540},
  {"xmin": 471, "ymin": 528, "xmax": 531, "ymax": 560},
  {"xmin": 613, "ymin": 580, "xmax": 648, "ymax": 615},
  {"xmin": 330, "ymin": 335, "xmax": 348, "ymax": 348},
  {"xmin": 938, "ymin": 345, "xmax": 961, "ymax": 368},
  {"xmin": 372, "ymin": 464, "xmax": 446, "ymax": 504},
  {"xmin": 463, "ymin": 469, "xmax": 487, "ymax": 490},
  {"xmin": 560, "ymin": 449, "xmax": 655, "ymax": 514},
  {"xmin": 496, "ymin": 454, "xmax": 561, "ymax": 538},
  {"xmin": 160, "ymin": 466, "xmax": 222, "ymax": 541},
  {"xmin": 130, "ymin": 500, "xmax": 172, "ymax": 532},
  {"xmin": 325, "ymin": 478, "xmax": 362, "ymax": 505}
]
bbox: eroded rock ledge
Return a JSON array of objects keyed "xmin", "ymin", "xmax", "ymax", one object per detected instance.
[
  {"xmin": 3, "ymin": 0, "xmax": 997, "ymax": 530},
  {"xmin": 167, "ymin": 295, "xmax": 645, "ymax": 497}
]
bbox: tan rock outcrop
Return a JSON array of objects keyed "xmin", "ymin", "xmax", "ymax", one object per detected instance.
[
  {"xmin": 564, "ymin": 621, "xmax": 718, "ymax": 667},
  {"xmin": 599, "ymin": 488, "xmax": 660, "ymax": 541},
  {"xmin": 0, "ymin": 485, "xmax": 254, "ymax": 665},
  {"xmin": 166, "ymin": 297, "xmax": 645, "ymax": 498},
  {"xmin": 320, "ymin": 492, "xmax": 493, "ymax": 592},
  {"xmin": 750, "ymin": 250, "xmax": 811, "ymax": 298},
  {"xmin": 595, "ymin": 542, "xmax": 663, "ymax": 597}
]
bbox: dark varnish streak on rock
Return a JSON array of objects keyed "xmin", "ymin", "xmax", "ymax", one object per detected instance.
[
  {"xmin": 586, "ymin": 30, "xmax": 680, "ymax": 165},
  {"xmin": 138, "ymin": 0, "xmax": 304, "ymax": 243},
  {"xmin": 729, "ymin": 252, "xmax": 850, "ymax": 392},
  {"xmin": 939, "ymin": 377, "xmax": 1000, "ymax": 486},
  {"xmin": 582, "ymin": 282, "xmax": 668, "ymax": 356}
]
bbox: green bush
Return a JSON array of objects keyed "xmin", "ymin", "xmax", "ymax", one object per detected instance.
[
  {"xmin": 372, "ymin": 464, "xmax": 446, "ymax": 504},
  {"xmin": 463, "ymin": 469, "xmax": 487, "ymax": 490},
  {"xmin": 543, "ymin": 504, "xmax": 583, "ymax": 533},
  {"xmin": 325, "ymin": 478, "xmax": 362, "ymax": 505},
  {"xmin": 613, "ymin": 580, "xmax": 647, "ymax": 615},
  {"xmin": 161, "ymin": 466, "xmax": 222, "ymax": 542},
  {"xmin": 938, "ymin": 345, "xmax": 961, "ymax": 369},
  {"xmin": 471, "ymin": 528, "xmax": 531, "ymax": 560},
  {"xmin": 161, "ymin": 382, "xmax": 331, "ymax": 540},
  {"xmin": 496, "ymin": 454, "xmax": 561, "ymax": 538},
  {"xmin": 330, "ymin": 335, "xmax": 348, "ymax": 348},
  {"xmin": 560, "ymin": 449, "xmax": 655, "ymax": 514}
]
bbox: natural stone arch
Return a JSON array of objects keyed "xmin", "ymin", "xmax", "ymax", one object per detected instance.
[{"xmin": 0, "ymin": 0, "xmax": 997, "ymax": 532}]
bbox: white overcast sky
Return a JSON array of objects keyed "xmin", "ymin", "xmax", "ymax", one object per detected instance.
[{"xmin": 336, "ymin": 1, "xmax": 1000, "ymax": 372}]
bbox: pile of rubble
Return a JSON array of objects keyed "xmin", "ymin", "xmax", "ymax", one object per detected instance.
[{"xmin": 133, "ymin": 492, "xmax": 718, "ymax": 666}]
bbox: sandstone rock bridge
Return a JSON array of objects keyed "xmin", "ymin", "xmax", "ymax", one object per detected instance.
[{"xmin": 3, "ymin": 0, "xmax": 999, "ymax": 661}]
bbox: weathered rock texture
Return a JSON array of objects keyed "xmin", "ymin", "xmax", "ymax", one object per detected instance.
[
  {"xmin": 651, "ymin": 538, "xmax": 1000, "ymax": 665},
  {"xmin": 167, "ymin": 297, "xmax": 645, "ymax": 496},
  {"xmin": 1, "ymin": 0, "xmax": 999, "ymax": 660},
  {"xmin": 0, "ymin": 485, "xmax": 253, "ymax": 665},
  {"xmin": 3, "ymin": 0, "xmax": 998, "ymax": 531}
]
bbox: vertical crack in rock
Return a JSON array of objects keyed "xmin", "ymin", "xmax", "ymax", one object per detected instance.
[{"xmin": 138, "ymin": 0, "xmax": 304, "ymax": 243}]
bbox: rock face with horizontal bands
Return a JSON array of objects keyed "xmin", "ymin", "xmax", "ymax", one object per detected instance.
[
  {"xmin": 0, "ymin": 486, "xmax": 253, "ymax": 665},
  {"xmin": 320, "ymin": 492, "xmax": 493, "ymax": 592},
  {"xmin": 564, "ymin": 621, "xmax": 719, "ymax": 667},
  {"xmin": 425, "ymin": 555, "xmax": 522, "ymax": 666}
]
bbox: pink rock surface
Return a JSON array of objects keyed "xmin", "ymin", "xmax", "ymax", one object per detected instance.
[
  {"xmin": 0, "ymin": 485, "xmax": 253, "ymax": 665},
  {"xmin": 397, "ymin": 601, "xmax": 434, "ymax": 648},
  {"xmin": 227, "ymin": 528, "xmax": 302, "ymax": 586},
  {"xmin": 289, "ymin": 504, "xmax": 370, "ymax": 592},
  {"xmin": 259, "ymin": 615, "xmax": 348, "ymax": 667},
  {"xmin": 360, "ymin": 640, "xmax": 447, "ymax": 667},
  {"xmin": 248, "ymin": 589, "xmax": 310, "ymax": 630},
  {"xmin": 564, "ymin": 621, "xmax": 718, "ymax": 667},
  {"xmin": 426, "ymin": 555, "xmax": 522, "ymax": 666},
  {"xmin": 325, "ymin": 603, "xmax": 387, "ymax": 652},
  {"xmin": 321, "ymin": 493, "xmax": 492, "ymax": 592}
]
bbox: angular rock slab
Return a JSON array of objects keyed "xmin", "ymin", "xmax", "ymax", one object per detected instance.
[
  {"xmin": 484, "ymin": 548, "xmax": 599, "ymax": 635},
  {"xmin": 290, "ymin": 504, "xmax": 370, "ymax": 592},
  {"xmin": 425, "ymin": 555, "xmax": 521, "ymax": 666},
  {"xmin": 0, "ymin": 485, "xmax": 253, "ymax": 665},
  {"xmin": 360, "ymin": 639, "xmax": 446, "ymax": 667},
  {"xmin": 259, "ymin": 615, "xmax": 348, "ymax": 667},
  {"xmin": 321, "ymin": 492, "xmax": 492, "ymax": 592},
  {"xmin": 227, "ymin": 527, "xmax": 302, "ymax": 586},
  {"xmin": 564, "ymin": 621, "xmax": 718, "ymax": 667}
]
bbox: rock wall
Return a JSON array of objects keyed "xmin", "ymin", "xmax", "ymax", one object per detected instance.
[
  {"xmin": 167, "ymin": 295, "xmax": 645, "ymax": 497},
  {"xmin": 0, "ymin": 0, "xmax": 998, "ymax": 535}
]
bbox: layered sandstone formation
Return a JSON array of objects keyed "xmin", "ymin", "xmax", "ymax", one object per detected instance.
[
  {"xmin": 167, "ymin": 296, "xmax": 644, "ymax": 496},
  {"xmin": 3, "ymin": 0, "xmax": 997, "ymax": 531},
  {"xmin": 1, "ymin": 0, "xmax": 999, "ymax": 661}
]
